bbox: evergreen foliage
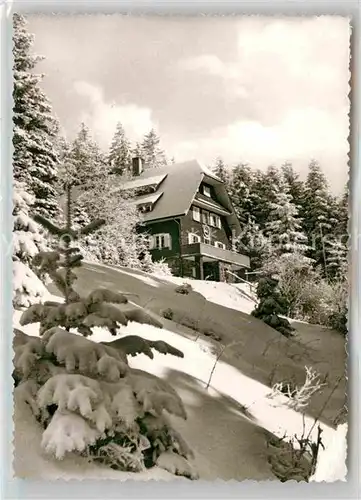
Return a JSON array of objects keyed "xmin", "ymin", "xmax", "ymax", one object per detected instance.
[
  {"xmin": 66, "ymin": 123, "xmax": 108, "ymax": 188},
  {"xmin": 264, "ymin": 178, "xmax": 309, "ymax": 257},
  {"xmin": 12, "ymin": 14, "xmax": 59, "ymax": 220},
  {"xmin": 228, "ymin": 163, "xmax": 255, "ymax": 222},
  {"xmin": 108, "ymin": 122, "xmax": 132, "ymax": 176},
  {"xmin": 235, "ymin": 216, "xmax": 270, "ymax": 273},
  {"xmin": 141, "ymin": 129, "xmax": 167, "ymax": 169},
  {"xmin": 281, "ymin": 162, "xmax": 306, "ymax": 214},
  {"xmin": 252, "ymin": 276, "xmax": 295, "ymax": 338},
  {"xmin": 212, "ymin": 157, "xmax": 230, "ymax": 184},
  {"xmin": 303, "ymin": 160, "xmax": 337, "ymax": 274},
  {"xmin": 14, "ymin": 183, "xmax": 196, "ymax": 478},
  {"xmin": 13, "ymin": 181, "xmax": 47, "ymax": 307}
]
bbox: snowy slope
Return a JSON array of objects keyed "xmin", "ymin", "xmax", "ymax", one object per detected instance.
[{"xmin": 12, "ymin": 262, "xmax": 347, "ymax": 481}]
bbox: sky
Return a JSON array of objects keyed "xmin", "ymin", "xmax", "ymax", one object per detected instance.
[{"xmin": 28, "ymin": 14, "xmax": 350, "ymax": 193}]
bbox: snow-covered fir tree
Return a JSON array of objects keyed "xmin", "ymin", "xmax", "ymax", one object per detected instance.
[
  {"xmin": 212, "ymin": 157, "xmax": 230, "ymax": 184},
  {"xmin": 66, "ymin": 123, "xmax": 108, "ymax": 188},
  {"xmin": 303, "ymin": 160, "xmax": 338, "ymax": 276},
  {"xmin": 264, "ymin": 179, "xmax": 309, "ymax": 257},
  {"xmin": 235, "ymin": 216, "xmax": 270, "ymax": 273},
  {"xmin": 141, "ymin": 129, "xmax": 167, "ymax": 169},
  {"xmin": 13, "ymin": 187, "xmax": 197, "ymax": 478},
  {"xmin": 228, "ymin": 163, "xmax": 254, "ymax": 222},
  {"xmin": 281, "ymin": 162, "xmax": 306, "ymax": 214},
  {"xmin": 12, "ymin": 180, "xmax": 47, "ymax": 308},
  {"xmin": 132, "ymin": 141, "xmax": 142, "ymax": 158},
  {"xmin": 13, "ymin": 14, "xmax": 60, "ymax": 220},
  {"xmin": 337, "ymin": 183, "xmax": 349, "ymax": 237},
  {"xmin": 108, "ymin": 122, "xmax": 132, "ymax": 176},
  {"xmin": 250, "ymin": 167, "xmax": 283, "ymax": 230},
  {"xmin": 72, "ymin": 171, "xmax": 151, "ymax": 269},
  {"xmin": 325, "ymin": 238, "xmax": 348, "ymax": 281}
]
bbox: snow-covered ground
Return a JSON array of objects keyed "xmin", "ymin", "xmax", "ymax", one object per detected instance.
[{"xmin": 12, "ymin": 263, "xmax": 347, "ymax": 482}]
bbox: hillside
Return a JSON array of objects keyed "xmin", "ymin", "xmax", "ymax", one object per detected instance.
[{"xmin": 13, "ymin": 262, "xmax": 347, "ymax": 481}]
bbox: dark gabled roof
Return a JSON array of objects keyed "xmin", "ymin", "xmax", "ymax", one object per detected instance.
[
  {"xmin": 120, "ymin": 159, "xmax": 243, "ymax": 235},
  {"xmin": 194, "ymin": 193, "xmax": 232, "ymax": 215},
  {"xmin": 122, "ymin": 160, "xmax": 205, "ymax": 222}
]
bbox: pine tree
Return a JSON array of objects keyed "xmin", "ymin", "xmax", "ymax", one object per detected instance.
[
  {"xmin": 13, "ymin": 183, "xmax": 197, "ymax": 478},
  {"xmin": 281, "ymin": 162, "xmax": 306, "ymax": 214},
  {"xmin": 251, "ymin": 276, "xmax": 294, "ymax": 337},
  {"xmin": 108, "ymin": 122, "xmax": 132, "ymax": 176},
  {"xmin": 303, "ymin": 160, "xmax": 338, "ymax": 276},
  {"xmin": 12, "ymin": 14, "xmax": 59, "ymax": 220},
  {"xmin": 212, "ymin": 157, "xmax": 230, "ymax": 184},
  {"xmin": 235, "ymin": 216, "xmax": 270, "ymax": 273},
  {"xmin": 264, "ymin": 179, "xmax": 309, "ymax": 257},
  {"xmin": 251, "ymin": 166, "xmax": 283, "ymax": 230},
  {"xmin": 228, "ymin": 163, "xmax": 254, "ymax": 222},
  {"xmin": 66, "ymin": 123, "xmax": 108, "ymax": 188},
  {"xmin": 337, "ymin": 183, "xmax": 349, "ymax": 237},
  {"xmin": 141, "ymin": 129, "xmax": 167, "ymax": 169},
  {"xmin": 325, "ymin": 239, "xmax": 348, "ymax": 281},
  {"xmin": 13, "ymin": 180, "xmax": 47, "ymax": 307},
  {"xmin": 133, "ymin": 142, "xmax": 142, "ymax": 158}
]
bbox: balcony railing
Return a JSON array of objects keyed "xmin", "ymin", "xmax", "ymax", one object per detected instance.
[{"xmin": 181, "ymin": 242, "xmax": 250, "ymax": 268}]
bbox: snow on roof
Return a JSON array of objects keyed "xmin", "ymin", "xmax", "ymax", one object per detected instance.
[
  {"xmin": 115, "ymin": 159, "xmax": 242, "ymax": 234},
  {"xmin": 199, "ymin": 163, "xmax": 222, "ymax": 182},
  {"xmin": 132, "ymin": 192, "xmax": 163, "ymax": 206},
  {"xmin": 121, "ymin": 174, "xmax": 167, "ymax": 191}
]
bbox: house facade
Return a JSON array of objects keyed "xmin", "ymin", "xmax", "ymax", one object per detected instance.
[{"xmin": 122, "ymin": 157, "xmax": 250, "ymax": 282}]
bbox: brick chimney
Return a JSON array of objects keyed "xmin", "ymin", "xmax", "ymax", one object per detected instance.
[{"xmin": 132, "ymin": 157, "xmax": 144, "ymax": 176}]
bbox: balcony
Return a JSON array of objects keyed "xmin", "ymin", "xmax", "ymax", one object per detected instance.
[{"xmin": 181, "ymin": 242, "xmax": 250, "ymax": 269}]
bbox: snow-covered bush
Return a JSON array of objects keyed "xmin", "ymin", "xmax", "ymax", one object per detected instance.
[
  {"xmin": 149, "ymin": 259, "xmax": 173, "ymax": 277},
  {"xmin": 260, "ymin": 252, "xmax": 348, "ymax": 335},
  {"xmin": 266, "ymin": 424, "xmax": 324, "ymax": 482},
  {"xmin": 13, "ymin": 184, "xmax": 197, "ymax": 479},
  {"xmin": 260, "ymin": 252, "xmax": 318, "ymax": 319},
  {"xmin": 13, "ymin": 181, "xmax": 47, "ymax": 308},
  {"xmin": 266, "ymin": 367, "xmax": 326, "ymax": 411},
  {"xmin": 307, "ymin": 280, "xmax": 348, "ymax": 336}
]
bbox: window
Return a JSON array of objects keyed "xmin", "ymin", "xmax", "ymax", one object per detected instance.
[
  {"xmin": 203, "ymin": 186, "xmax": 211, "ymax": 197},
  {"xmin": 153, "ymin": 233, "xmax": 172, "ymax": 250},
  {"xmin": 191, "ymin": 266, "xmax": 197, "ymax": 278},
  {"xmin": 216, "ymin": 216, "xmax": 221, "ymax": 229},
  {"xmin": 209, "ymin": 214, "xmax": 217, "ymax": 227},
  {"xmin": 204, "ymin": 237, "xmax": 211, "ymax": 245},
  {"xmin": 192, "ymin": 206, "xmax": 201, "ymax": 222},
  {"xmin": 215, "ymin": 241, "xmax": 226, "ymax": 250},
  {"xmin": 201, "ymin": 211, "xmax": 209, "ymax": 224},
  {"xmin": 188, "ymin": 232, "xmax": 201, "ymax": 244},
  {"xmin": 139, "ymin": 203, "xmax": 152, "ymax": 213}
]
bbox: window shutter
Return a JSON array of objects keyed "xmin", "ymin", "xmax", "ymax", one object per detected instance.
[
  {"xmin": 165, "ymin": 233, "xmax": 172, "ymax": 249},
  {"xmin": 148, "ymin": 235, "xmax": 155, "ymax": 250}
]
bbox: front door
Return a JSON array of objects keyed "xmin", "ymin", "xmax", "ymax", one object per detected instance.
[{"xmin": 203, "ymin": 261, "xmax": 220, "ymax": 281}]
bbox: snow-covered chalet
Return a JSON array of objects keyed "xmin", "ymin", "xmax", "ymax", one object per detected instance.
[{"xmin": 121, "ymin": 158, "xmax": 250, "ymax": 282}]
